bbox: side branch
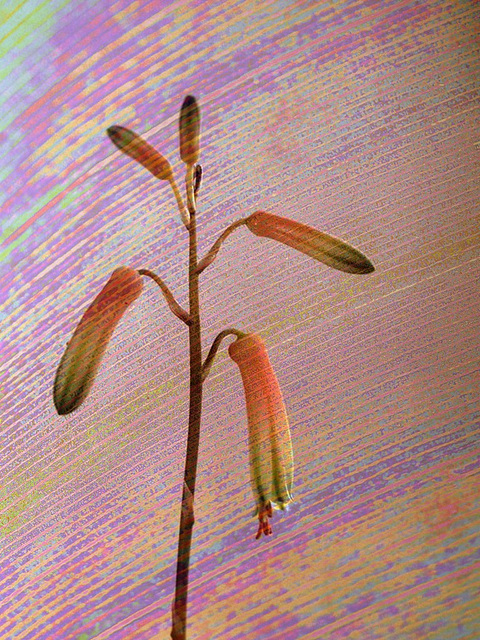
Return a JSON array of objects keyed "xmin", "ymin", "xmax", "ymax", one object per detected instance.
[
  {"xmin": 169, "ymin": 176, "xmax": 190, "ymax": 229},
  {"xmin": 196, "ymin": 218, "xmax": 248, "ymax": 274},
  {"xmin": 138, "ymin": 269, "xmax": 192, "ymax": 325},
  {"xmin": 202, "ymin": 328, "xmax": 246, "ymax": 382}
]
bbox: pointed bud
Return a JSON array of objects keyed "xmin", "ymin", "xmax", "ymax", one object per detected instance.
[
  {"xmin": 229, "ymin": 333, "xmax": 294, "ymax": 538},
  {"xmin": 179, "ymin": 95, "xmax": 200, "ymax": 165},
  {"xmin": 107, "ymin": 126, "xmax": 173, "ymax": 181},
  {"xmin": 54, "ymin": 267, "xmax": 143, "ymax": 415},
  {"xmin": 246, "ymin": 211, "xmax": 375, "ymax": 274}
]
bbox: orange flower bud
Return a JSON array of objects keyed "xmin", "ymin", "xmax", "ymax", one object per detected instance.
[
  {"xmin": 107, "ymin": 126, "xmax": 173, "ymax": 181},
  {"xmin": 246, "ymin": 211, "xmax": 374, "ymax": 274},
  {"xmin": 179, "ymin": 95, "xmax": 200, "ymax": 165},
  {"xmin": 54, "ymin": 267, "xmax": 143, "ymax": 415},
  {"xmin": 229, "ymin": 333, "xmax": 293, "ymax": 538}
]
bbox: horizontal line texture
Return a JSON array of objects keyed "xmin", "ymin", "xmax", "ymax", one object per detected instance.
[{"xmin": 0, "ymin": 0, "xmax": 479, "ymax": 639}]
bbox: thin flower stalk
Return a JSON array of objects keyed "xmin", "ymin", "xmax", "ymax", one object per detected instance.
[
  {"xmin": 196, "ymin": 218, "xmax": 248, "ymax": 274},
  {"xmin": 228, "ymin": 333, "xmax": 294, "ymax": 538},
  {"xmin": 201, "ymin": 328, "xmax": 246, "ymax": 381},
  {"xmin": 138, "ymin": 269, "xmax": 191, "ymax": 325}
]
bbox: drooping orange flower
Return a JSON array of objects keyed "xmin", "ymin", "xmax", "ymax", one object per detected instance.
[
  {"xmin": 54, "ymin": 267, "xmax": 143, "ymax": 415},
  {"xmin": 107, "ymin": 126, "xmax": 173, "ymax": 181},
  {"xmin": 246, "ymin": 210, "xmax": 374, "ymax": 274},
  {"xmin": 229, "ymin": 333, "xmax": 293, "ymax": 538}
]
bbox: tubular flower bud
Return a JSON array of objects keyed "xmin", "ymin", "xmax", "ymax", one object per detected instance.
[
  {"xmin": 107, "ymin": 125, "xmax": 173, "ymax": 181},
  {"xmin": 179, "ymin": 95, "xmax": 200, "ymax": 165},
  {"xmin": 54, "ymin": 267, "xmax": 143, "ymax": 415},
  {"xmin": 228, "ymin": 333, "xmax": 293, "ymax": 539},
  {"xmin": 246, "ymin": 211, "xmax": 375, "ymax": 274}
]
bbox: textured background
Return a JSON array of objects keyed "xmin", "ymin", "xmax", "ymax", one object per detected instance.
[{"xmin": 1, "ymin": 1, "xmax": 479, "ymax": 638}]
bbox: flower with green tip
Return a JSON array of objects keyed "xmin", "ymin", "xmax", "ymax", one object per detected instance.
[
  {"xmin": 107, "ymin": 125, "xmax": 173, "ymax": 181},
  {"xmin": 246, "ymin": 210, "xmax": 375, "ymax": 274},
  {"xmin": 229, "ymin": 333, "xmax": 293, "ymax": 538}
]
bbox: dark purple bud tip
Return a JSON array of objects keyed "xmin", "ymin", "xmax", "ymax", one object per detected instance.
[
  {"xmin": 182, "ymin": 95, "xmax": 197, "ymax": 108},
  {"xmin": 107, "ymin": 125, "xmax": 135, "ymax": 150}
]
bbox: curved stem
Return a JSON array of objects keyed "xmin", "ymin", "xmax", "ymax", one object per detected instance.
[
  {"xmin": 196, "ymin": 218, "xmax": 248, "ymax": 274},
  {"xmin": 171, "ymin": 201, "xmax": 202, "ymax": 639},
  {"xmin": 202, "ymin": 328, "xmax": 246, "ymax": 382},
  {"xmin": 169, "ymin": 176, "xmax": 190, "ymax": 228},
  {"xmin": 138, "ymin": 269, "xmax": 192, "ymax": 325},
  {"xmin": 185, "ymin": 164, "xmax": 196, "ymax": 216}
]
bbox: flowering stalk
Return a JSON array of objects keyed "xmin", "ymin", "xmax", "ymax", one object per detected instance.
[
  {"xmin": 54, "ymin": 94, "xmax": 375, "ymax": 640},
  {"xmin": 228, "ymin": 333, "xmax": 294, "ymax": 538}
]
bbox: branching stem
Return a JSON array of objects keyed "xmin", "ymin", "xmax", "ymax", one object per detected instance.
[
  {"xmin": 196, "ymin": 218, "xmax": 248, "ymax": 274},
  {"xmin": 138, "ymin": 269, "xmax": 192, "ymax": 325},
  {"xmin": 202, "ymin": 328, "xmax": 246, "ymax": 382},
  {"xmin": 169, "ymin": 176, "xmax": 190, "ymax": 228}
]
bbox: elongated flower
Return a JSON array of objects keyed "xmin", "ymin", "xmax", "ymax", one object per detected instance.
[
  {"xmin": 54, "ymin": 267, "xmax": 143, "ymax": 415},
  {"xmin": 245, "ymin": 210, "xmax": 375, "ymax": 274},
  {"xmin": 179, "ymin": 95, "xmax": 200, "ymax": 165},
  {"xmin": 107, "ymin": 126, "xmax": 173, "ymax": 181},
  {"xmin": 228, "ymin": 333, "xmax": 293, "ymax": 538}
]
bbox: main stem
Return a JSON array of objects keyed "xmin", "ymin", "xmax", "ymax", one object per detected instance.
[{"xmin": 171, "ymin": 204, "xmax": 202, "ymax": 639}]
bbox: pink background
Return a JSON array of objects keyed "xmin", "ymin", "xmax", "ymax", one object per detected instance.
[{"xmin": 1, "ymin": 1, "xmax": 479, "ymax": 638}]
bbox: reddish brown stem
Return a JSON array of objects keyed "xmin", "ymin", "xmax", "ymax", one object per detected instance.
[{"xmin": 171, "ymin": 183, "xmax": 202, "ymax": 640}]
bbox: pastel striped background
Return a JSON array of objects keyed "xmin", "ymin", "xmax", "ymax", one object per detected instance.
[{"xmin": 1, "ymin": 1, "xmax": 479, "ymax": 638}]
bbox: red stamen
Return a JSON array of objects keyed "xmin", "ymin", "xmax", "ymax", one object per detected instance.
[{"xmin": 255, "ymin": 502, "xmax": 273, "ymax": 539}]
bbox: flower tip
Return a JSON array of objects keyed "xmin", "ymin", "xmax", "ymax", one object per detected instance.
[
  {"xmin": 256, "ymin": 502, "xmax": 274, "ymax": 539},
  {"xmin": 362, "ymin": 259, "xmax": 375, "ymax": 274},
  {"xmin": 53, "ymin": 390, "xmax": 81, "ymax": 416},
  {"xmin": 107, "ymin": 125, "xmax": 134, "ymax": 150},
  {"xmin": 182, "ymin": 95, "xmax": 198, "ymax": 108},
  {"xmin": 350, "ymin": 253, "xmax": 375, "ymax": 274},
  {"xmin": 53, "ymin": 346, "xmax": 95, "ymax": 416},
  {"xmin": 106, "ymin": 126, "xmax": 118, "ymax": 142}
]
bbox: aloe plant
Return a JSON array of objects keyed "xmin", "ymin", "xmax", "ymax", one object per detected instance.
[{"xmin": 53, "ymin": 95, "xmax": 374, "ymax": 639}]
